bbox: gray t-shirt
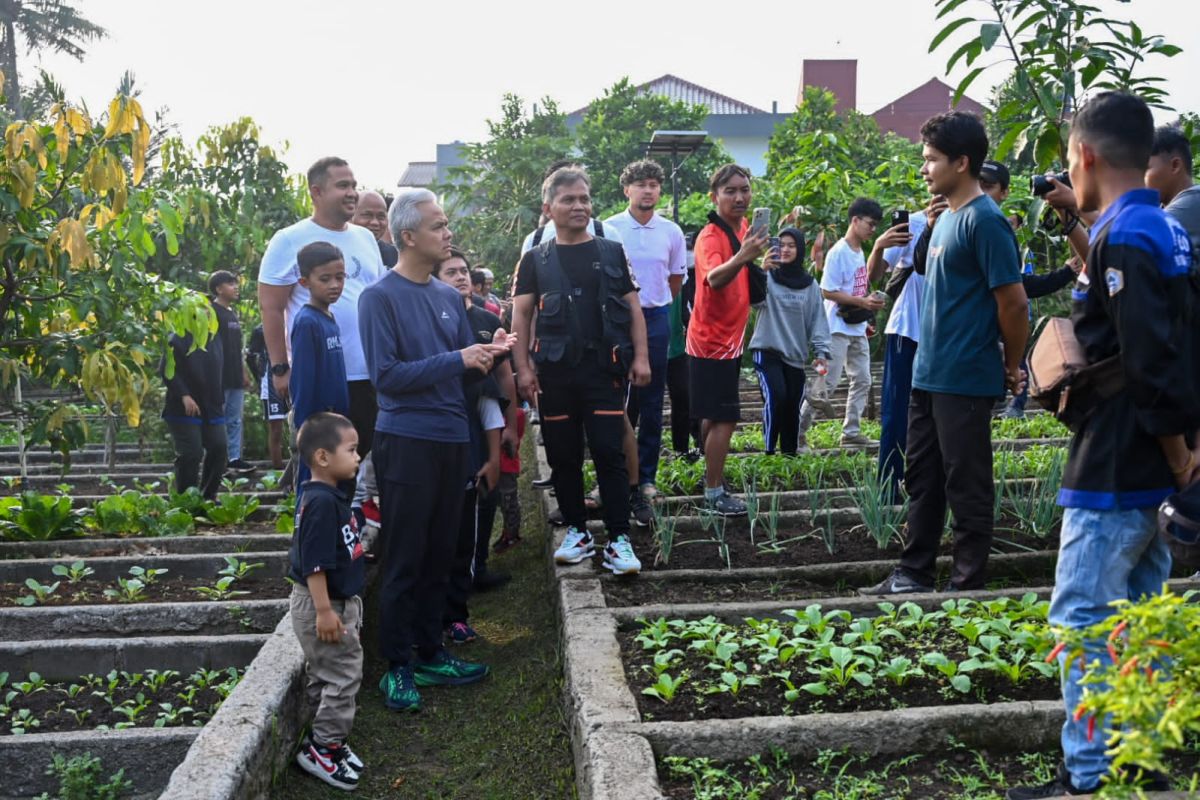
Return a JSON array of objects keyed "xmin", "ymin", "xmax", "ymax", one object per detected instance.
[{"xmin": 1165, "ymin": 184, "xmax": 1200, "ymax": 259}]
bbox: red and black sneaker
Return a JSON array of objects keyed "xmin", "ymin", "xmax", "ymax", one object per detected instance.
[{"xmin": 295, "ymin": 735, "xmax": 360, "ymax": 791}]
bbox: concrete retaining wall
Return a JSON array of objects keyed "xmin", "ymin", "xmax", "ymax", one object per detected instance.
[
  {"xmin": 0, "ymin": 599, "xmax": 288, "ymax": 641},
  {"xmin": 0, "ymin": 634, "xmax": 267, "ymax": 680}
]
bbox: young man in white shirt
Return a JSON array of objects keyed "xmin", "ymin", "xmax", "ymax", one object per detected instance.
[
  {"xmin": 604, "ymin": 160, "xmax": 687, "ymax": 521},
  {"xmin": 258, "ymin": 157, "xmax": 385, "ymax": 455},
  {"xmin": 798, "ymin": 198, "xmax": 906, "ymax": 449}
]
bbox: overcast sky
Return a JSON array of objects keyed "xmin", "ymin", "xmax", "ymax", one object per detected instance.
[{"xmin": 34, "ymin": 0, "xmax": 1199, "ymax": 191}]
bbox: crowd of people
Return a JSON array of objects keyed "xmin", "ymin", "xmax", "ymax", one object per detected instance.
[{"xmin": 152, "ymin": 90, "xmax": 1200, "ymax": 796}]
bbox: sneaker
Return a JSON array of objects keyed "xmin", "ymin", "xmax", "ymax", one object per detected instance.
[
  {"xmin": 1002, "ymin": 406, "xmax": 1026, "ymax": 420},
  {"xmin": 795, "ymin": 443, "xmax": 813, "ymax": 456},
  {"xmin": 548, "ymin": 507, "xmax": 565, "ymax": 526},
  {"xmin": 413, "ymin": 648, "xmax": 490, "ymax": 686},
  {"xmin": 858, "ymin": 569, "xmax": 935, "ymax": 596},
  {"xmin": 630, "ymin": 490, "xmax": 653, "ymax": 528},
  {"xmin": 603, "ymin": 536, "xmax": 641, "ymax": 575},
  {"xmin": 808, "ymin": 395, "xmax": 835, "ymax": 416},
  {"xmin": 706, "ymin": 491, "xmax": 747, "ymax": 518},
  {"xmin": 445, "ymin": 621, "xmax": 477, "ymax": 644},
  {"xmin": 361, "ymin": 498, "xmax": 381, "ymax": 527},
  {"xmin": 532, "ymin": 475, "xmax": 554, "ymax": 490},
  {"xmin": 584, "ymin": 488, "xmax": 603, "ymax": 511},
  {"xmin": 343, "ymin": 742, "xmax": 365, "ymax": 773},
  {"xmin": 1005, "ymin": 764, "xmax": 1090, "ymax": 799},
  {"xmin": 227, "ymin": 458, "xmax": 257, "ymax": 475},
  {"xmin": 639, "ymin": 483, "xmax": 659, "ymax": 500},
  {"xmin": 295, "ymin": 736, "xmax": 360, "ymax": 790},
  {"xmin": 379, "ymin": 666, "xmax": 421, "ymax": 712},
  {"xmin": 493, "ymin": 529, "xmax": 522, "ymax": 553},
  {"xmin": 840, "ymin": 433, "xmax": 876, "ymax": 448},
  {"xmin": 554, "ymin": 527, "xmax": 595, "ymax": 564},
  {"xmin": 472, "ymin": 569, "xmax": 511, "ymax": 592},
  {"xmin": 681, "ymin": 449, "xmax": 702, "ymax": 464}
]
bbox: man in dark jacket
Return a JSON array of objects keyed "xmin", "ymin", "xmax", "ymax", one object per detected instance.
[{"xmin": 1006, "ymin": 91, "xmax": 1200, "ymax": 800}]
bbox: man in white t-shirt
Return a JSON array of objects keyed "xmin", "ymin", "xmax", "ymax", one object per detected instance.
[
  {"xmin": 257, "ymin": 156, "xmax": 385, "ymax": 455},
  {"xmin": 877, "ymin": 204, "xmax": 938, "ymax": 498},
  {"xmin": 799, "ymin": 198, "xmax": 907, "ymax": 449}
]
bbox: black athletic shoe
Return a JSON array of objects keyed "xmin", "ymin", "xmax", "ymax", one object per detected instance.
[
  {"xmin": 227, "ymin": 458, "xmax": 257, "ymax": 475},
  {"xmin": 472, "ymin": 570, "xmax": 511, "ymax": 592},
  {"xmin": 548, "ymin": 507, "xmax": 565, "ymax": 526},
  {"xmin": 1005, "ymin": 764, "xmax": 1091, "ymax": 799},
  {"xmin": 532, "ymin": 476, "xmax": 554, "ymax": 490},
  {"xmin": 630, "ymin": 490, "xmax": 653, "ymax": 528},
  {"xmin": 857, "ymin": 569, "xmax": 935, "ymax": 596}
]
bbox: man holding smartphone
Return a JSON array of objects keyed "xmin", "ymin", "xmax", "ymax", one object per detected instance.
[
  {"xmin": 798, "ymin": 197, "xmax": 905, "ymax": 451},
  {"xmin": 685, "ymin": 164, "xmax": 769, "ymax": 516}
]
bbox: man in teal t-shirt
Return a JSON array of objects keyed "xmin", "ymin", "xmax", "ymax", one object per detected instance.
[{"xmin": 862, "ymin": 111, "xmax": 1028, "ymax": 595}]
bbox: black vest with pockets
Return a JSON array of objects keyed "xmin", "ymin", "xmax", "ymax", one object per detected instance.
[{"xmin": 531, "ymin": 236, "xmax": 633, "ymax": 375}]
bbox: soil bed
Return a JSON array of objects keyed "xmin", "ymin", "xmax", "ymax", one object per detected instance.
[
  {"xmin": 628, "ymin": 518, "xmax": 1059, "ymax": 572},
  {"xmin": 1, "ymin": 668, "xmax": 243, "ymax": 735},
  {"xmin": 0, "ymin": 573, "xmax": 289, "ymax": 606},
  {"xmin": 658, "ymin": 744, "xmax": 1200, "ymax": 799}
]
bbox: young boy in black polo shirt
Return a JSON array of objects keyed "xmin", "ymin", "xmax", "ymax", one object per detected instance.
[{"xmin": 289, "ymin": 412, "xmax": 366, "ymax": 790}]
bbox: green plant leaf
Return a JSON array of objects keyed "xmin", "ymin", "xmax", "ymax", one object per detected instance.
[
  {"xmin": 980, "ymin": 22, "xmax": 1002, "ymax": 50},
  {"xmin": 929, "ymin": 17, "xmax": 977, "ymax": 53}
]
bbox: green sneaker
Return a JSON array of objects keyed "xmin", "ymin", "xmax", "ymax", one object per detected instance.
[
  {"xmin": 379, "ymin": 665, "xmax": 421, "ymax": 712},
  {"xmin": 413, "ymin": 649, "xmax": 490, "ymax": 686}
]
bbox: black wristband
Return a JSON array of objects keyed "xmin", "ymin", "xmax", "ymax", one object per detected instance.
[{"xmin": 1062, "ymin": 214, "xmax": 1080, "ymax": 236}]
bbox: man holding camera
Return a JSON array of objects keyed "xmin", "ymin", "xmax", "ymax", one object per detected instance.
[{"xmin": 1006, "ymin": 91, "xmax": 1199, "ymax": 800}]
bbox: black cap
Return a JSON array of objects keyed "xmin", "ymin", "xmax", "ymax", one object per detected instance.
[{"xmin": 979, "ymin": 160, "xmax": 1010, "ymax": 189}]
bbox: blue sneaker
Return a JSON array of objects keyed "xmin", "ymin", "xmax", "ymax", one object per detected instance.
[
  {"xmin": 413, "ymin": 648, "xmax": 489, "ymax": 686},
  {"xmin": 445, "ymin": 621, "xmax": 478, "ymax": 645},
  {"xmin": 379, "ymin": 665, "xmax": 421, "ymax": 712},
  {"xmin": 603, "ymin": 536, "xmax": 641, "ymax": 575}
]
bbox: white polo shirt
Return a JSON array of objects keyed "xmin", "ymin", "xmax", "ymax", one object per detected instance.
[{"xmin": 603, "ymin": 210, "xmax": 687, "ymax": 308}]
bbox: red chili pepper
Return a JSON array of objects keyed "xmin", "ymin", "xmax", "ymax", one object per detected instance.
[
  {"xmin": 1108, "ymin": 621, "xmax": 1128, "ymax": 642},
  {"xmin": 1046, "ymin": 641, "xmax": 1067, "ymax": 663},
  {"xmin": 1146, "ymin": 639, "xmax": 1173, "ymax": 649},
  {"xmin": 1087, "ymin": 715, "xmax": 1097, "ymax": 742},
  {"xmin": 1146, "ymin": 665, "xmax": 1155, "ymax": 680},
  {"xmin": 1107, "ymin": 642, "xmax": 1119, "ymax": 663},
  {"xmin": 1074, "ymin": 704, "xmax": 1088, "ymax": 722},
  {"xmin": 1120, "ymin": 656, "xmax": 1139, "ymax": 676}
]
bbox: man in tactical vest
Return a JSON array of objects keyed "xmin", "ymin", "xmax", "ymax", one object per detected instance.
[{"xmin": 511, "ymin": 166, "xmax": 651, "ymax": 575}]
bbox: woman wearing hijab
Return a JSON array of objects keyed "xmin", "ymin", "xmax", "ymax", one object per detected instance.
[{"xmin": 748, "ymin": 227, "xmax": 831, "ymax": 455}]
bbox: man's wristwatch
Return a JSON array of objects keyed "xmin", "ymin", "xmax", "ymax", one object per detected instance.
[{"xmin": 270, "ymin": 363, "xmax": 290, "ymax": 377}]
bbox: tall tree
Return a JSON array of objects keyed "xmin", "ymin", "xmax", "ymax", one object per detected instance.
[
  {"xmin": 929, "ymin": 0, "xmax": 1181, "ymax": 170},
  {"xmin": 0, "ymin": 0, "xmax": 105, "ymax": 118},
  {"xmin": 575, "ymin": 78, "xmax": 729, "ymax": 214},
  {"xmin": 438, "ymin": 94, "xmax": 573, "ymax": 285}
]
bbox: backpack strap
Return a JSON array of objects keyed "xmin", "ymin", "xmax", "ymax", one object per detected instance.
[
  {"xmin": 594, "ymin": 219, "xmax": 605, "ymax": 239},
  {"xmin": 532, "ymin": 225, "xmax": 546, "ymax": 248}
]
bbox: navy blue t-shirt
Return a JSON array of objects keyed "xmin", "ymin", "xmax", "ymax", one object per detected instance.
[
  {"xmin": 357, "ymin": 271, "xmax": 473, "ymax": 443},
  {"xmin": 288, "ymin": 481, "xmax": 365, "ymax": 599},
  {"xmin": 289, "ymin": 304, "xmax": 350, "ymax": 430},
  {"xmin": 913, "ymin": 193, "xmax": 1022, "ymax": 396}
]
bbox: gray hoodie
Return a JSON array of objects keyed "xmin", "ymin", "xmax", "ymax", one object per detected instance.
[{"xmin": 748, "ymin": 272, "xmax": 832, "ymax": 368}]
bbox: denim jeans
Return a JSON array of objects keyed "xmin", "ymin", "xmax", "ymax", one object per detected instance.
[
  {"xmin": 626, "ymin": 306, "xmax": 670, "ymax": 487},
  {"xmin": 877, "ymin": 334, "xmax": 917, "ymax": 500},
  {"xmin": 224, "ymin": 388, "xmax": 244, "ymax": 462},
  {"xmin": 1049, "ymin": 506, "xmax": 1171, "ymax": 790}
]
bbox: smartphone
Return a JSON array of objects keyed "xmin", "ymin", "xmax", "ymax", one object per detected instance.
[
  {"xmin": 768, "ymin": 236, "xmax": 780, "ymax": 262},
  {"xmin": 751, "ymin": 208, "xmax": 771, "ymax": 238},
  {"xmin": 891, "ymin": 209, "xmax": 909, "ymax": 228}
]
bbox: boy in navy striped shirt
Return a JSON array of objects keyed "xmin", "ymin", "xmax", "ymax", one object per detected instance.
[{"xmin": 290, "ymin": 241, "xmax": 351, "ymax": 508}]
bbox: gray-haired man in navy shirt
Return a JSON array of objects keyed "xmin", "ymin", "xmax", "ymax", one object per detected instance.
[{"xmin": 358, "ymin": 189, "xmax": 514, "ymax": 713}]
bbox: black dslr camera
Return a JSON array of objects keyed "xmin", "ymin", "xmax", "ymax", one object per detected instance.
[{"xmin": 1031, "ymin": 171, "xmax": 1071, "ymax": 197}]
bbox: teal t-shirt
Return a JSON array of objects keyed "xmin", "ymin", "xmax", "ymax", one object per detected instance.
[{"xmin": 912, "ymin": 193, "xmax": 1021, "ymax": 397}]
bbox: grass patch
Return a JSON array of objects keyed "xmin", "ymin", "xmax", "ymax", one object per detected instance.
[{"xmin": 272, "ymin": 436, "xmax": 575, "ymax": 799}]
